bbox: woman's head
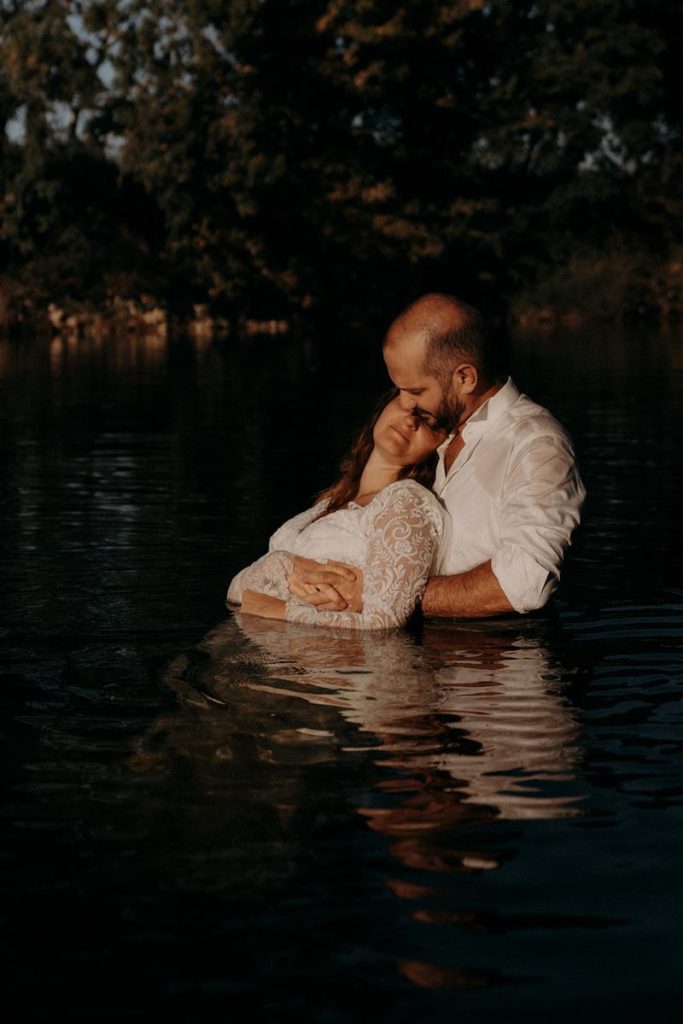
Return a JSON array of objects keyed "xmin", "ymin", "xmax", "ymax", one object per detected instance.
[
  {"xmin": 317, "ymin": 389, "xmax": 446, "ymax": 516},
  {"xmin": 372, "ymin": 394, "xmax": 447, "ymax": 468}
]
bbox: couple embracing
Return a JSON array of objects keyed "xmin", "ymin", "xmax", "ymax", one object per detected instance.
[{"xmin": 228, "ymin": 293, "xmax": 585, "ymax": 629}]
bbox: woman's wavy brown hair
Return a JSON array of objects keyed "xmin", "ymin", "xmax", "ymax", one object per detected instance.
[{"xmin": 315, "ymin": 388, "xmax": 442, "ymax": 519}]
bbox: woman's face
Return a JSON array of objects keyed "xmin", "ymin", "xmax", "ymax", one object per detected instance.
[{"xmin": 372, "ymin": 396, "xmax": 447, "ymax": 467}]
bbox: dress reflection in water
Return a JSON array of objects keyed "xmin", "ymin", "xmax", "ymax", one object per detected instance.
[{"xmin": 201, "ymin": 615, "xmax": 582, "ymax": 826}]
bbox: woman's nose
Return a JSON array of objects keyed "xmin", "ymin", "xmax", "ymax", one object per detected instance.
[{"xmin": 404, "ymin": 412, "xmax": 421, "ymax": 430}]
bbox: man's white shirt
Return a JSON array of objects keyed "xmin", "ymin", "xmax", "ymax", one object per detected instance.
[{"xmin": 433, "ymin": 377, "xmax": 586, "ymax": 613}]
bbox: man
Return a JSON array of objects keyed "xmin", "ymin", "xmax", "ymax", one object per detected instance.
[{"xmin": 289, "ymin": 293, "xmax": 585, "ymax": 618}]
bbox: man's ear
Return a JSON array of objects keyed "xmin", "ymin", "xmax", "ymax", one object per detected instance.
[{"xmin": 451, "ymin": 363, "xmax": 478, "ymax": 395}]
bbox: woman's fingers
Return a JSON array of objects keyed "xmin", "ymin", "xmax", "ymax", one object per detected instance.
[
  {"xmin": 324, "ymin": 560, "xmax": 357, "ymax": 580},
  {"xmin": 288, "ymin": 576, "xmax": 347, "ymax": 609},
  {"xmin": 309, "ymin": 583, "xmax": 348, "ymax": 609},
  {"xmin": 307, "ymin": 569, "xmax": 354, "ymax": 586},
  {"xmin": 288, "ymin": 556, "xmax": 356, "ymax": 607},
  {"xmin": 291, "ymin": 556, "xmax": 356, "ymax": 582}
]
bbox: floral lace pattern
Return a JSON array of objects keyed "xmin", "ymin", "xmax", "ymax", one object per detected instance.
[
  {"xmin": 227, "ymin": 550, "xmax": 294, "ymax": 604},
  {"xmin": 227, "ymin": 480, "xmax": 444, "ymax": 631}
]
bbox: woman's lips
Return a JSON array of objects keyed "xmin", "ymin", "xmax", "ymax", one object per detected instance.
[{"xmin": 390, "ymin": 425, "xmax": 411, "ymax": 442}]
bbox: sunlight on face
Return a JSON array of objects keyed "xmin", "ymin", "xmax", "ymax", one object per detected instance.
[
  {"xmin": 383, "ymin": 335, "xmax": 447, "ymax": 424},
  {"xmin": 373, "ymin": 396, "xmax": 447, "ymax": 466}
]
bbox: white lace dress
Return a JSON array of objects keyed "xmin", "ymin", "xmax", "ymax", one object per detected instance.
[{"xmin": 227, "ymin": 479, "xmax": 445, "ymax": 630}]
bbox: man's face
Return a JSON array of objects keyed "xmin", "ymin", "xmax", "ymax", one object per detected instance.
[{"xmin": 383, "ymin": 334, "xmax": 464, "ymax": 433}]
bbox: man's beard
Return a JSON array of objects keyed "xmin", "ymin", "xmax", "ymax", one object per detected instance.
[{"xmin": 437, "ymin": 384, "xmax": 466, "ymax": 434}]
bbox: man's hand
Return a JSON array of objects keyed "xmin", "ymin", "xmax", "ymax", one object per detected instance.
[{"xmin": 288, "ymin": 556, "xmax": 364, "ymax": 612}]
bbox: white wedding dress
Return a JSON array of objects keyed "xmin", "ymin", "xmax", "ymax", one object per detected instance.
[{"xmin": 227, "ymin": 479, "xmax": 445, "ymax": 630}]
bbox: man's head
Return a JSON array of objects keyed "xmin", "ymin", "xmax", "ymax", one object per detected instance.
[{"xmin": 382, "ymin": 293, "xmax": 505, "ymax": 432}]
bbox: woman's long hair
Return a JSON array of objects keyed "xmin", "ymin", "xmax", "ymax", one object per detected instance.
[{"xmin": 315, "ymin": 389, "xmax": 441, "ymax": 519}]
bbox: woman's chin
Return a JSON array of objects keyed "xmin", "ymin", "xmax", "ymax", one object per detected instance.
[{"xmin": 377, "ymin": 437, "xmax": 408, "ymax": 460}]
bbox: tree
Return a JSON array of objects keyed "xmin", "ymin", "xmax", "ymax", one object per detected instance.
[
  {"xmin": 1, "ymin": 0, "xmax": 681, "ymax": 321},
  {"xmin": 0, "ymin": 0, "xmax": 162, "ymax": 307}
]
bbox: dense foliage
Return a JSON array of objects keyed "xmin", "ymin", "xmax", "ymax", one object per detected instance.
[{"xmin": 1, "ymin": 0, "xmax": 681, "ymax": 323}]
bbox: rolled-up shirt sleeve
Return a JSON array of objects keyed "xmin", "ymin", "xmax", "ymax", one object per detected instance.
[{"xmin": 491, "ymin": 435, "xmax": 586, "ymax": 613}]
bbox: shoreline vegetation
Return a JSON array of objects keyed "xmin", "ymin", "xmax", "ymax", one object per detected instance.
[
  {"xmin": 2, "ymin": 247, "xmax": 680, "ymax": 340},
  {"xmin": 1, "ymin": 2, "xmax": 681, "ymax": 340}
]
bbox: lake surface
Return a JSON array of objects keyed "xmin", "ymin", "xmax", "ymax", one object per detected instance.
[{"xmin": 2, "ymin": 323, "xmax": 682, "ymax": 1021}]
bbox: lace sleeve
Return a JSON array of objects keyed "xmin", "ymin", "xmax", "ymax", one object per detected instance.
[
  {"xmin": 227, "ymin": 550, "xmax": 294, "ymax": 604},
  {"xmin": 285, "ymin": 481, "xmax": 443, "ymax": 630},
  {"xmin": 227, "ymin": 498, "xmax": 327, "ymax": 605}
]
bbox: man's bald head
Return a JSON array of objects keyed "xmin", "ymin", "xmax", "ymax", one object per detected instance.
[{"xmin": 384, "ymin": 293, "xmax": 502, "ymax": 389}]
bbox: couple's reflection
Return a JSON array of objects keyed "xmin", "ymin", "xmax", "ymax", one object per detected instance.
[
  {"xmin": 135, "ymin": 613, "xmax": 584, "ymax": 986},
  {"xmin": 186, "ymin": 612, "xmax": 583, "ymax": 875}
]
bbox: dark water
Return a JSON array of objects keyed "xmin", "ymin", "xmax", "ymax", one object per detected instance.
[{"xmin": 2, "ymin": 325, "xmax": 682, "ymax": 1021}]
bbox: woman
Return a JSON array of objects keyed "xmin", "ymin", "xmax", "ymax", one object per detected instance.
[{"xmin": 227, "ymin": 390, "xmax": 447, "ymax": 629}]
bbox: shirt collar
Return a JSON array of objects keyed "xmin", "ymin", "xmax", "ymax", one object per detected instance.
[{"xmin": 437, "ymin": 377, "xmax": 519, "ymax": 456}]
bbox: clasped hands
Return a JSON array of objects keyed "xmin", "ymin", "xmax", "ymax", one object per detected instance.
[{"xmin": 287, "ymin": 556, "xmax": 364, "ymax": 612}]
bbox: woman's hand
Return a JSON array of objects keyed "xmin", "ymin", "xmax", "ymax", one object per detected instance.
[
  {"xmin": 287, "ymin": 556, "xmax": 364, "ymax": 612},
  {"xmin": 239, "ymin": 589, "xmax": 286, "ymax": 620}
]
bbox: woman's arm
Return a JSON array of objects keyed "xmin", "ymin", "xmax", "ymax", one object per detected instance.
[
  {"xmin": 227, "ymin": 550, "xmax": 294, "ymax": 605},
  {"xmin": 285, "ymin": 482, "xmax": 443, "ymax": 630},
  {"xmin": 240, "ymin": 589, "xmax": 286, "ymax": 620},
  {"xmin": 227, "ymin": 500, "xmax": 327, "ymax": 605}
]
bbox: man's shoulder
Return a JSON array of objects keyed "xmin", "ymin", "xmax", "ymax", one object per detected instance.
[{"xmin": 505, "ymin": 390, "xmax": 574, "ymax": 449}]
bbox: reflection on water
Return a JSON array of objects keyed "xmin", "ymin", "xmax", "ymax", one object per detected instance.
[
  {"xmin": 111, "ymin": 611, "xmax": 589, "ymax": 1000},
  {"xmin": 2, "ymin": 325, "xmax": 683, "ymax": 1018},
  {"xmin": 207, "ymin": 615, "xmax": 582, "ymax": 824},
  {"xmin": 152, "ymin": 613, "xmax": 585, "ymax": 981}
]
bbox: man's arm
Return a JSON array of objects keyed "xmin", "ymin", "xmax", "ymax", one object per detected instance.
[
  {"xmin": 420, "ymin": 560, "xmax": 514, "ymax": 618},
  {"xmin": 288, "ymin": 558, "xmax": 514, "ymax": 618},
  {"xmin": 287, "ymin": 558, "xmax": 513, "ymax": 618},
  {"xmin": 424, "ymin": 433, "xmax": 585, "ymax": 618}
]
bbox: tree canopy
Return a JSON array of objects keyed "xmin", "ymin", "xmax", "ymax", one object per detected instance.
[{"xmin": 1, "ymin": 0, "xmax": 681, "ymax": 323}]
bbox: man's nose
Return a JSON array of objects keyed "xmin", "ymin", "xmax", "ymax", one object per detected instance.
[{"xmin": 396, "ymin": 391, "xmax": 417, "ymax": 413}]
